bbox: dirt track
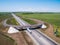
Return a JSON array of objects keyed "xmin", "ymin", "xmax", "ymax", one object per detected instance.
[
  {"xmin": 7, "ymin": 31, "xmax": 34, "ymax": 45},
  {"xmin": 29, "ymin": 18, "xmax": 60, "ymax": 43},
  {"xmin": 8, "ymin": 32, "xmax": 28, "ymax": 45},
  {"xmin": 3, "ymin": 18, "xmax": 60, "ymax": 45}
]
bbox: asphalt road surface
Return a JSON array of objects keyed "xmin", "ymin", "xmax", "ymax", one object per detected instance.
[{"xmin": 11, "ymin": 13, "xmax": 58, "ymax": 45}]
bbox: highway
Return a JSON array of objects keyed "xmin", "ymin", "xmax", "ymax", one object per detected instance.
[{"xmin": 12, "ymin": 13, "xmax": 58, "ymax": 45}]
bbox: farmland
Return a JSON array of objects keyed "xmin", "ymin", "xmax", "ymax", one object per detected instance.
[
  {"xmin": 15, "ymin": 12, "xmax": 60, "ymax": 37},
  {"xmin": 16, "ymin": 12, "xmax": 60, "ymax": 26},
  {"xmin": 0, "ymin": 12, "xmax": 60, "ymax": 44},
  {"xmin": 21, "ymin": 17, "xmax": 36, "ymax": 25}
]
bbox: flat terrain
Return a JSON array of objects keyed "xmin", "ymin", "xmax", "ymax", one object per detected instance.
[
  {"xmin": 7, "ymin": 18, "xmax": 19, "ymax": 25},
  {"xmin": 0, "ymin": 12, "xmax": 12, "ymax": 31},
  {"xmin": 16, "ymin": 13, "xmax": 60, "ymax": 37},
  {"xmin": 29, "ymin": 19, "xmax": 60, "ymax": 43},
  {"xmin": 0, "ymin": 12, "xmax": 16, "ymax": 45},
  {"xmin": 8, "ymin": 31, "xmax": 34, "ymax": 45},
  {"xmin": 15, "ymin": 12, "xmax": 60, "ymax": 43},
  {"xmin": 0, "ymin": 12, "xmax": 34, "ymax": 45},
  {"xmin": 0, "ymin": 32, "xmax": 16, "ymax": 45},
  {"xmin": 0, "ymin": 12, "xmax": 60, "ymax": 44},
  {"xmin": 16, "ymin": 13, "xmax": 60, "ymax": 26}
]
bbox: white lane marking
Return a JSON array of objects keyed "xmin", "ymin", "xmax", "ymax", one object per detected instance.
[{"xmin": 32, "ymin": 30, "xmax": 51, "ymax": 45}]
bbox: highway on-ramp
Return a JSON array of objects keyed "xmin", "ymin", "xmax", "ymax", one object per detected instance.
[{"xmin": 11, "ymin": 13, "xmax": 59, "ymax": 45}]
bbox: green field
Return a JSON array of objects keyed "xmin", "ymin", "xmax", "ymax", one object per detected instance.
[
  {"xmin": 22, "ymin": 18, "xmax": 36, "ymax": 25},
  {"xmin": 7, "ymin": 18, "xmax": 19, "ymax": 25},
  {"xmin": 0, "ymin": 12, "xmax": 12, "ymax": 22},
  {"xmin": 15, "ymin": 12, "xmax": 60, "ymax": 37}
]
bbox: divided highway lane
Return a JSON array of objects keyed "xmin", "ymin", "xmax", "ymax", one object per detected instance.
[{"xmin": 12, "ymin": 13, "xmax": 59, "ymax": 45}]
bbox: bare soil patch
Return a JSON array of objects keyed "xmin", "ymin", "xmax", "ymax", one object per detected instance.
[
  {"xmin": 6, "ymin": 31, "xmax": 35, "ymax": 45},
  {"xmin": 29, "ymin": 18, "xmax": 60, "ymax": 43},
  {"xmin": 7, "ymin": 32, "xmax": 28, "ymax": 45}
]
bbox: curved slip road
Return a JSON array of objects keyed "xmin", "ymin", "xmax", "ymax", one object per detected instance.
[{"xmin": 11, "ymin": 13, "xmax": 59, "ymax": 45}]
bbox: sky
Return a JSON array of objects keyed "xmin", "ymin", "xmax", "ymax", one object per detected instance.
[{"xmin": 0, "ymin": 0, "xmax": 60, "ymax": 12}]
